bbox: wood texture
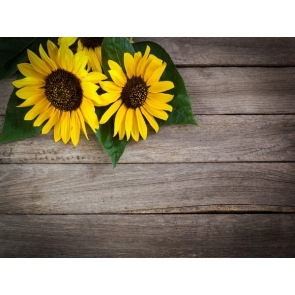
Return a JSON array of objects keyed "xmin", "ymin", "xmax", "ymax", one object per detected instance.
[
  {"xmin": 1, "ymin": 38, "xmax": 295, "ymax": 257},
  {"xmin": 134, "ymin": 37, "xmax": 295, "ymax": 66},
  {"xmin": 1, "ymin": 214, "xmax": 294, "ymax": 257},
  {"xmin": 2, "ymin": 67, "xmax": 295, "ymax": 116},
  {"xmin": 1, "ymin": 115, "xmax": 294, "ymax": 163},
  {"xmin": 0, "ymin": 163, "xmax": 294, "ymax": 214}
]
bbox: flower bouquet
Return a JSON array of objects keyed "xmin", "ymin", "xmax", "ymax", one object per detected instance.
[{"xmin": 0, "ymin": 37, "xmax": 197, "ymax": 167}]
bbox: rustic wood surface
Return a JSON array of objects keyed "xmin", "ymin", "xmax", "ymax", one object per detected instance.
[{"xmin": 0, "ymin": 38, "xmax": 294, "ymax": 257}]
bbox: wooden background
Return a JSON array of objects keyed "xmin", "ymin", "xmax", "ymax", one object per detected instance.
[{"xmin": 0, "ymin": 38, "xmax": 295, "ymax": 257}]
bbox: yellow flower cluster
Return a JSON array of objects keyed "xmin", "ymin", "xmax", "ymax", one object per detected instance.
[{"xmin": 13, "ymin": 38, "xmax": 174, "ymax": 146}]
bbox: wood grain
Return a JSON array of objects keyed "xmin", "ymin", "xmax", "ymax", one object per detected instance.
[
  {"xmin": 1, "ymin": 214, "xmax": 294, "ymax": 257},
  {"xmin": 2, "ymin": 67, "xmax": 295, "ymax": 116},
  {"xmin": 135, "ymin": 37, "xmax": 295, "ymax": 66},
  {"xmin": 1, "ymin": 163, "xmax": 294, "ymax": 214},
  {"xmin": 1, "ymin": 115, "xmax": 294, "ymax": 163}
]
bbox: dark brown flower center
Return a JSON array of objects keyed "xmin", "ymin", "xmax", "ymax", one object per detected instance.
[
  {"xmin": 80, "ymin": 37, "xmax": 104, "ymax": 49},
  {"xmin": 45, "ymin": 69, "xmax": 83, "ymax": 111},
  {"xmin": 121, "ymin": 76, "xmax": 148, "ymax": 109}
]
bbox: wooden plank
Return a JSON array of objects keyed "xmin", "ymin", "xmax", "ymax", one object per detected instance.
[
  {"xmin": 1, "ymin": 163, "xmax": 294, "ymax": 214},
  {"xmin": 1, "ymin": 214, "xmax": 294, "ymax": 257},
  {"xmin": 1, "ymin": 115, "xmax": 294, "ymax": 163},
  {"xmin": 135, "ymin": 37, "xmax": 295, "ymax": 66},
  {"xmin": 2, "ymin": 67, "xmax": 295, "ymax": 116}
]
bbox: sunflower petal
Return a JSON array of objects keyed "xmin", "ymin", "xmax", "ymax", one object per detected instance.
[
  {"xmin": 47, "ymin": 40, "xmax": 59, "ymax": 65},
  {"xmin": 146, "ymin": 63, "xmax": 166, "ymax": 86},
  {"xmin": 73, "ymin": 51, "xmax": 88, "ymax": 76},
  {"xmin": 125, "ymin": 108, "xmax": 134, "ymax": 141},
  {"xmin": 12, "ymin": 77, "xmax": 45, "ymax": 88},
  {"xmin": 58, "ymin": 37, "xmax": 78, "ymax": 47},
  {"xmin": 27, "ymin": 49, "xmax": 51, "ymax": 75},
  {"xmin": 143, "ymin": 104, "xmax": 168, "ymax": 121},
  {"xmin": 16, "ymin": 87, "xmax": 44, "ymax": 99},
  {"xmin": 39, "ymin": 44, "xmax": 57, "ymax": 70},
  {"xmin": 100, "ymin": 99, "xmax": 122, "ymax": 124},
  {"xmin": 42, "ymin": 109, "xmax": 60, "ymax": 134},
  {"xmin": 147, "ymin": 92, "xmax": 174, "ymax": 103},
  {"xmin": 34, "ymin": 106, "xmax": 54, "ymax": 126},
  {"xmin": 17, "ymin": 63, "xmax": 45, "ymax": 80},
  {"xmin": 145, "ymin": 98, "xmax": 173, "ymax": 112},
  {"xmin": 88, "ymin": 48, "xmax": 102, "ymax": 72},
  {"xmin": 24, "ymin": 99, "xmax": 50, "ymax": 120},
  {"xmin": 80, "ymin": 98, "xmax": 99, "ymax": 132},
  {"xmin": 144, "ymin": 58, "xmax": 163, "ymax": 82},
  {"xmin": 100, "ymin": 92, "xmax": 121, "ymax": 106},
  {"xmin": 135, "ymin": 108, "xmax": 147, "ymax": 140},
  {"xmin": 60, "ymin": 111, "xmax": 71, "ymax": 144},
  {"xmin": 83, "ymin": 72, "xmax": 107, "ymax": 83},
  {"xmin": 54, "ymin": 119, "xmax": 61, "ymax": 142},
  {"xmin": 109, "ymin": 70, "xmax": 127, "ymax": 87},
  {"xmin": 124, "ymin": 53, "xmax": 134, "ymax": 79},
  {"xmin": 17, "ymin": 94, "xmax": 45, "ymax": 107},
  {"xmin": 77, "ymin": 108, "xmax": 88, "ymax": 140},
  {"xmin": 99, "ymin": 81, "xmax": 122, "ymax": 93},
  {"xmin": 114, "ymin": 103, "xmax": 127, "ymax": 136},
  {"xmin": 148, "ymin": 81, "xmax": 174, "ymax": 93},
  {"xmin": 71, "ymin": 111, "xmax": 81, "ymax": 146},
  {"xmin": 140, "ymin": 106, "xmax": 159, "ymax": 133},
  {"xmin": 131, "ymin": 111, "xmax": 139, "ymax": 142}
]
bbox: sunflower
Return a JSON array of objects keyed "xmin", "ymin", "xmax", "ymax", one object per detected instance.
[
  {"xmin": 98, "ymin": 45, "xmax": 174, "ymax": 141},
  {"xmin": 58, "ymin": 37, "xmax": 103, "ymax": 72},
  {"xmin": 12, "ymin": 40, "xmax": 107, "ymax": 146}
]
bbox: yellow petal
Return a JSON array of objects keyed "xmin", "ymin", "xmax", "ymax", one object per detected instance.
[
  {"xmin": 124, "ymin": 53, "xmax": 134, "ymax": 79},
  {"xmin": 125, "ymin": 108, "xmax": 134, "ymax": 141},
  {"xmin": 145, "ymin": 98, "xmax": 173, "ymax": 112},
  {"xmin": 118, "ymin": 119, "xmax": 126, "ymax": 140},
  {"xmin": 143, "ymin": 104, "xmax": 168, "ymax": 121},
  {"xmin": 147, "ymin": 92, "xmax": 174, "ymax": 103},
  {"xmin": 109, "ymin": 70, "xmax": 127, "ymax": 87},
  {"xmin": 34, "ymin": 106, "xmax": 54, "ymax": 126},
  {"xmin": 99, "ymin": 92, "xmax": 121, "ymax": 106},
  {"xmin": 58, "ymin": 37, "xmax": 77, "ymax": 47},
  {"xmin": 146, "ymin": 63, "xmax": 166, "ymax": 86},
  {"xmin": 27, "ymin": 49, "xmax": 51, "ymax": 75},
  {"xmin": 17, "ymin": 63, "xmax": 45, "ymax": 80},
  {"xmin": 47, "ymin": 40, "xmax": 58, "ymax": 65},
  {"xmin": 135, "ymin": 108, "xmax": 147, "ymax": 140},
  {"xmin": 77, "ymin": 108, "xmax": 88, "ymax": 140},
  {"xmin": 144, "ymin": 58, "xmax": 163, "ymax": 82},
  {"xmin": 81, "ymin": 81, "xmax": 100, "ymax": 105},
  {"xmin": 148, "ymin": 81, "xmax": 174, "ymax": 93},
  {"xmin": 108, "ymin": 60, "xmax": 123, "ymax": 73},
  {"xmin": 24, "ymin": 99, "xmax": 50, "ymax": 120},
  {"xmin": 80, "ymin": 98, "xmax": 99, "ymax": 132},
  {"xmin": 114, "ymin": 103, "xmax": 127, "ymax": 136},
  {"xmin": 136, "ymin": 46, "xmax": 150, "ymax": 77},
  {"xmin": 17, "ymin": 93, "xmax": 45, "ymax": 107},
  {"xmin": 16, "ymin": 87, "xmax": 44, "ymax": 99},
  {"xmin": 60, "ymin": 111, "xmax": 71, "ymax": 144},
  {"xmin": 72, "ymin": 51, "xmax": 88, "ymax": 76},
  {"xmin": 83, "ymin": 72, "xmax": 107, "ymax": 84},
  {"xmin": 39, "ymin": 44, "xmax": 57, "ymax": 70},
  {"xmin": 140, "ymin": 106, "xmax": 159, "ymax": 133},
  {"xmin": 42, "ymin": 109, "xmax": 60, "ymax": 134},
  {"xmin": 54, "ymin": 119, "xmax": 61, "ymax": 142},
  {"xmin": 88, "ymin": 48, "xmax": 102, "ymax": 72},
  {"xmin": 12, "ymin": 77, "xmax": 45, "ymax": 88},
  {"xmin": 131, "ymin": 112, "xmax": 139, "ymax": 142},
  {"xmin": 100, "ymin": 99, "xmax": 122, "ymax": 124},
  {"xmin": 99, "ymin": 81, "xmax": 122, "ymax": 93},
  {"xmin": 71, "ymin": 111, "xmax": 81, "ymax": 146}
]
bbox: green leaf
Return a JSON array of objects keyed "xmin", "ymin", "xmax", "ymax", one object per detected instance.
[
  {"xmin": 0, "ymin": 74, "xmax": 43, "ymax": 143},
  {"xmin": 94, "ymin": 38, "xmax": 135, "ymax": 167},
  {"xmin": 132, "ymin": 41, "xmax": 198, "ymax": 126},
  {"xmin": 0, "ymin": 37, "xmax": 58, "ymax": 80}
]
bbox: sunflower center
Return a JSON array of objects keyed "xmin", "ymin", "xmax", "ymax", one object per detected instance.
[
  {"xmin": 45, "ymin": 69, "xmax": 83, "ymax": 111},
  {"xmin": 80, "ymin": 37, "xmax": 104, "ymax": 49},
  {"xmin": 121, "ymin": 76, "xmax": 148, "ymax": 109}
]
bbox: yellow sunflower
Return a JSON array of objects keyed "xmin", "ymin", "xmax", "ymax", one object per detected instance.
[
  {"xmin": 98, "ymin": 45, "xmax": 174, "ymax": 141},
  {"xmin": 58, "ymin": 37, "xmax": 103, "ymax": 72},
  {"xmin": 12, "ymin": 40, "xmax": 107, "ymax": 146}
]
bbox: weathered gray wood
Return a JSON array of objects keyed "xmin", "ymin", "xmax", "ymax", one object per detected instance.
[
  {"xmin": 1, "ymin": 163, "xmax": 294, "ymax": 214},
  {"xmin": 1, "ymin": 214, "xmax": 294, "ymax": 257},
  {"xmin": 1, "ymin": 115, "xmax": 294, "ymax": 163},
  {"xmin": 2, "ymin": 68, "xmax": 295, "ymax": 116},
  {"xmin": 135, "ymin": 37, "xmax": 295, "ymax": 66}
]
